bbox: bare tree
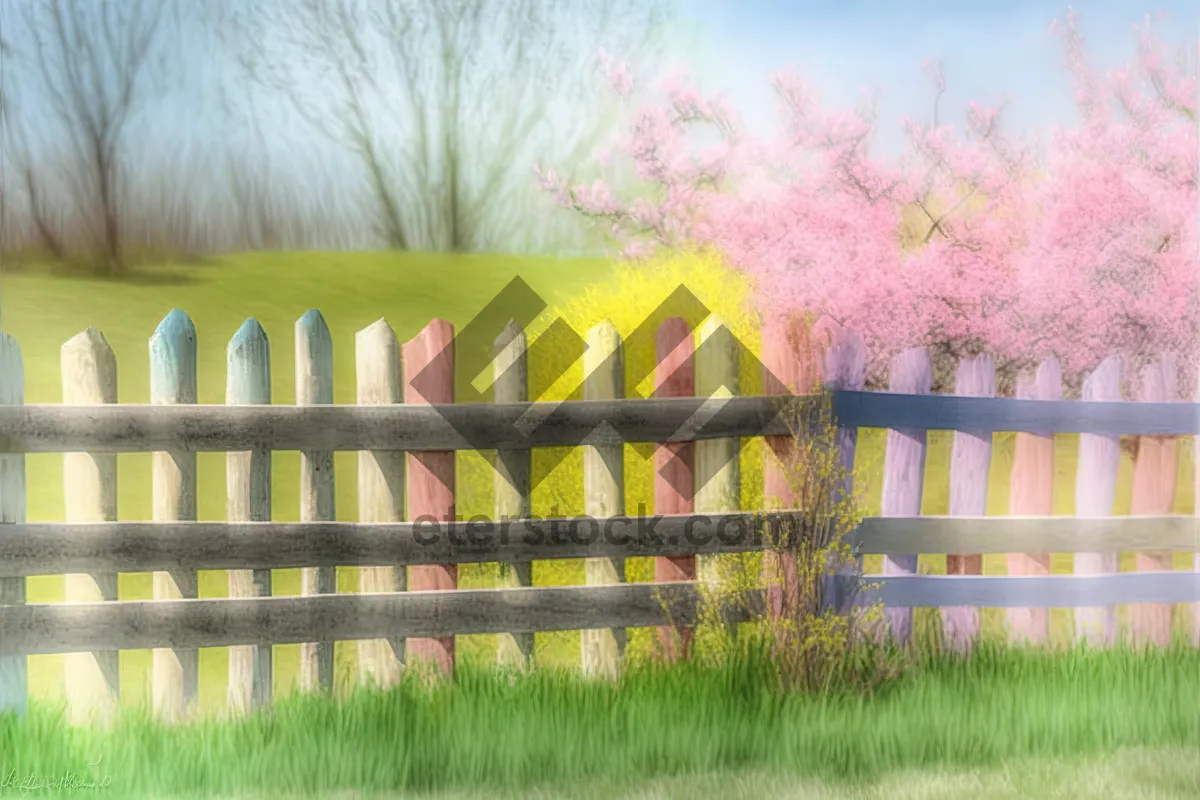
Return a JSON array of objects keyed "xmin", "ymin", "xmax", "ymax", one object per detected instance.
[
  {"xmin": 0, "ymin": 30, "xmax": 14, "ymax": 253},
  {"xmin": 11, "ymin": 0, "xmax": 177, "ymax": 273},
  {"xmin": 2, "ymin": 26, "xmax": 67, "ymax": 259},
  {"xmin": 222, "ymin": 0, "xmax": 672, "ymax": 254}
]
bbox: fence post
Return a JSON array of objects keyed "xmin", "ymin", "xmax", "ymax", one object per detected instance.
[
  {"xmin": 403, "ymin": 319, "xmax": 457, "ymax": 677},
  {"xmin": 150, "ymin": 309, "xmax": 199, "ymax": 722},
  {"xmin": 879, "ymin": 348, "xmax": 932, "ymax": 647},
  {"xmin": 943, "ymin": 354, "xmax": 995, "ymax": 652},
  {"xmin": 296, "ymin": 309, "xmax": 336, "ymax": 694},
  {"xmin": 653, "ymin": 318, "xmax": 695, "ymax": 661},
  {"xmin": 0, "ymin": 332, "xmax": 26, "ymax": 716},
  {"xmin": 1006, "ymin": 358, "xmax": 1061, "ymax": 647},
  {"xmin": 581, "ymin": 320, "xmax": 625, "ymax": 679},
  {"xmin": 760, "ymin": 317, "xmax": 822, "ymax": 621},
  {"xmin": 1073, "ymin": 356, "xmax": 1121, "ymax": 648},
  {"xmin": 61, "ymin": 328, "xmax": 120, "ymax": 726},
  {"xmin": 494, "ymin": 321, "xmax": 534, "ymax": 669},
  {"xmin": 694, "ymin": 317, "xmax": 740, "ymax": 637},
  {"xmin": 1129, "ymin": 356, "xmax": 1178, "ymax": 648},
  {"xmin": 226, "ymin": 318, "xmax": 273, "ymax": 714},
  {"xmin": 355, "ymin": 319, "xmax": 405, "ymax": 690}
]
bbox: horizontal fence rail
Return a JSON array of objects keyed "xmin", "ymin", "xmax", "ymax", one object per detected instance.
[
  {"xmin": 3, "ymin": 571, "xmax": 1196, "ymax": 657},
  {"xmin": 849, "ymin": 572, "xmax": 1200, "ymax": 610},
  {"xmin": 0, "ymin": 584, "xmax": 762, "ymax": 657},
  {"xmin": 4, "ymin": 392, "xmax": 1200, "ymax": 454},
  {"xmin": 0, "ymin": 514, "xmax": 1196, "ymax": 578},
  {"xmin": 832, "ymin": 391, "xmax": 1200, "ymax": 435},
  {"xmin": 0, "ymin": 396, "xmax": 794, "ymax": 453}
]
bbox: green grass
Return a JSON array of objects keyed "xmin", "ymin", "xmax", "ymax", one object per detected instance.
[
  {"xmin": 2, "ymin": 643, "xmax": 1198, "ymax": 798},
  {"xmin": 2, "ymin": 252, "xmax": 1197, "ymax": 712}
]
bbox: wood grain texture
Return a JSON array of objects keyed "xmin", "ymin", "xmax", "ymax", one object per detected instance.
[
  {"xmin": 493, "ymin": 321, "xmax": 534, "ymax": 669},
  {"xmin": 1128, "ymin": 357, "xmax": 1178, "ymax": 647},
  {"xmin": 0, "ymin": 583, "xmax": 765, "ymax": 657},
  {"xmin": 0, "ymin": 332, "xmax": 27, "ymax": 716},
  {"xmin": 295, "ymin": 310, "xmax": 336, "ymax": 693},
  {"xmin": 225, "ymin": 318, "xmax": 273, "ymax": 714},
  {"xmin": 5, "ymin": 392, "xmax": 1200, "ymax": 455},
  {"xmin": 879, "ymin": 348, "xmax": 932, "ymax": 646},
  {"xmin": 0, "ymin": 396, "xmax": 798, "ymax": 453},
  {"xmin": 61, "ymin": 328, "xmax": 120, "ymax": 727},
  {"xmin": 1073, "ymin": 357, "xmax": 1121, "ymax": 647},
  {"xmin": 0, "ymin": 514, "xmax": 1192, "ymax": 578},
  {"xmin": 2, "ymin": 571, "xmax": 1194, "ymax": 659},
  {"xmin": 355, "ymin": 319, "xmax": 405, "ymax": 689},
  {"xmin": 943, "ymin": 355, "xmax": 995, "ymax": 652},
  {"xmin": 403, "ymin": 319, "xmax": 457, "ymax": 676},
  {"xmin": 581, "ymin": 321, "xmax": 626, "ymax": 679},
  {"xmin": 652, "ymin": 318, "xmax": 696, "ymax": 661},
  {"xmin": 149, "ymin": 309, "xmax": 199, "ymax": 722},
  {"xmin": 1006, "ymin": 358, "xmax": 1061, "ymax": 646}
]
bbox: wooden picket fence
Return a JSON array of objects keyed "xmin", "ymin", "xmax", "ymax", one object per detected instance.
[{"xmin": 0, "ymin": 308, "xmax": 1198, "ymax": 728}]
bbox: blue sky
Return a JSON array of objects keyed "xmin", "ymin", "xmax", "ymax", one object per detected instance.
[{"xmin": 681, "ymin": 0, "xmax": 1197, "ymax": 153}]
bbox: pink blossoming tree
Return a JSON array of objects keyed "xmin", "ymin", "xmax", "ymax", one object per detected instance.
[{"xmin": 542, "ymin": 10, "xmax": 1198, "ymax": 399}]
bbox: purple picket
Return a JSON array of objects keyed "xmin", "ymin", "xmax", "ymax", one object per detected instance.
[
  {"xmin": 943, "ymin": 354, "xmax": 996, "ymax": 652},
  {"xmin": 879, "ymin": 347, "xmax": 933, "ymax": 646}
]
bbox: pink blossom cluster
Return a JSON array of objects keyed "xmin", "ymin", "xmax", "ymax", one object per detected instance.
[{"xmin": 544, "ymin": 10, "xmax": 1198, "ymax": 395}]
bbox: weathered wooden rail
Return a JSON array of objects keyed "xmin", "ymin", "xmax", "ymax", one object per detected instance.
[
  {"xmin": 0, "ymin": 307, "xmax": 1197, "ymax": 728},
  {"xmin": 1, "ymin": 391, "xmax": 1196, "ymax": 454},
  {"xmin": 0, "ymin": 514, "xmax": 1196, "ymax": 659}
]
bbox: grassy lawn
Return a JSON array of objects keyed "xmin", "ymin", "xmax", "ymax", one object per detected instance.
[
  {"xmin": 1, "ymin": 644, "xmax": 1197, "ymax": 798},
  {"xmin": 1, "ymin": 252, "xmax": 1196, "ymax": 714}
]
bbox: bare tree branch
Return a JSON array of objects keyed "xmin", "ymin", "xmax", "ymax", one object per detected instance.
[
  {"xmin": 12, "ymin": 0, "xmax": 178, "ymax": 273},
  {"xmin": 222, "ymin": 0, "xmax": 672, "ymax": 254}
]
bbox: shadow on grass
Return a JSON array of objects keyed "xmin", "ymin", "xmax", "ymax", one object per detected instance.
[{"xmin": 2, "ymin": 258, "xmax": 205, "ymax": 286}]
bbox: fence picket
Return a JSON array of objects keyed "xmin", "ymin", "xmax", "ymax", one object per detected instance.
[
  {"xmin": 760, "ymin": 317, "xmax": 822, "ymax": 620},
  {"xmin": 1006, "ymin": 358, "xmax": 1061, "ymax": 646},
  {"xmin": 226, "ymin": 318, "xmax": 273, "ymax": 713},
  {"xmin": 653, "ymin": 317, "xmax": 696, "ymax": 661},
  {"xmin": 944, "ymin": 354, "xmax": 996, "ymax": 652},
  {"xmin": 355, "ymin": 319, "xmax": 405, "ymax": 689},
  {"xmin": 1073, "ymin": 357, "xmax": 1122, "ymax": 647},
  {"xmin": 694, "ymin": 317, "xmax": 741, "ymax": 639},
  {"xmin": 0, "ymin": 332, "xmax": 26, "ymax": 716},
  {"xmin": 1194, "ymin": 368, "xmax": 1200, "ymax": 647},
  {"xmin": 1129, "ymin": 357, "xmax": 1179, "ymax": 647},
  {"xmin": 581, "ymin": 320, "xmax": 626, "ymax": 679},
  {"xmin": 296, "ymin": 310, "xmax": 336, "ymax": 693},
  {"xmin": 494, "ymin": 321, "xmax": 534, "ymax": 669},
  {"xmin": 61, "ymin": 329, "xmax": 120, "ymax": 726},
  {"xmin": 149, "ymin": 309, "xmax": 199, "ymax": 722},
  {"xmin": 880, "ymin": 348, "xmax": 932, "ymax": 646},
  {"xmin": 819, "ymin": 322, "xmax": 865, "ymax": 618},
  {"xmin": 403, "ymin": 319, "xmax": 457, "ymax": 677}
]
